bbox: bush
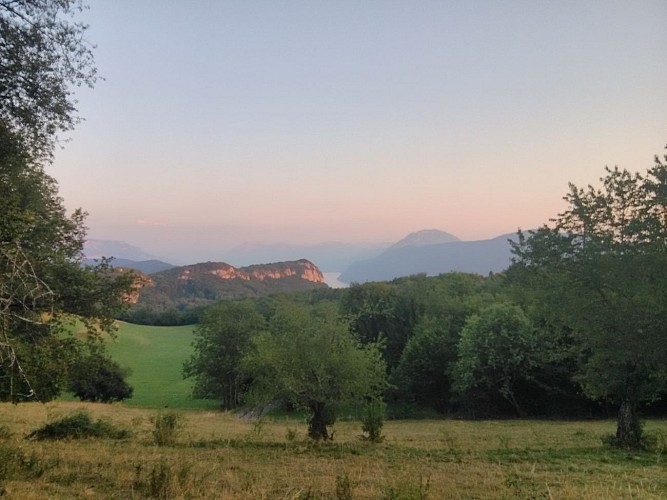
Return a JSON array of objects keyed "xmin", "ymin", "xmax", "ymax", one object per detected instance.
[
  {"xmin": 68, "ymin": 352, "xmax": 133, "ymax": 403},
  {"xmin": 152, "ymin": 412, "xmax": 181, "ymax": 446},
  {"xmin": 26, "ymin": 411, "xmax": 129, "ymax": 440},
  {"xmin": 361, "ymin": 399, "xmax": 386, "ymax": 443}
]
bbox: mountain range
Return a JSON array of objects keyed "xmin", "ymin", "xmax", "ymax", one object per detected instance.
[
  {"xmin": 338, "ymin": 230, "xmax": 519, "ymax": 283},
  {"xmin": 85, "ymin": 229, "xmax": 521, "ymax": 288}
]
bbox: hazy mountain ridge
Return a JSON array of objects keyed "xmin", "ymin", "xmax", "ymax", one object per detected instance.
[
  {"xmin": 84, "ymin": 239, "xmax": 162, "ymax": 261},
  {"xmin": 390, "ymin": 229, "xmax": 461, "ymax": 248},
  {"xmin": 83, "ymin": 257, "xmax": 176, "ymax": 275},
  {"xmin": 339, "ymin": 232, "xmax": 519, "ymax": 283},
  {"xmin": 224, "ymin": 241, "xmax": 389, "ymax": 272}
]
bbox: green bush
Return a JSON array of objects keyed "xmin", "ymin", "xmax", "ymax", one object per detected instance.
[
  {"xmin": 68, "ymin": 352, "xmax": 133, "ymax": 403},
  {"xmin": 26, "ymin": 411, "xmax": 129, "ymax": 440},
  {"xmin": 361, "ymin": 399, "xmax": 386, "ymax": 443}
]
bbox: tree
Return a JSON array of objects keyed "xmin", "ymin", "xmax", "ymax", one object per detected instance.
[
  {"xmin": 183, "ymin": 301, "xmax": 265, "ymax": 409},
  {"xmin": 393, "ymin": 316, "xmax": 458, "ymax": 414},
  {"xmin": 68, "ymin": 350, "xmax": 133, "ymax": 403},
  {"xmin": 243, "ymin": 300, "xmax": 387, "ymax": 440},
  {"xmin": 452, "ymin": 303, "xmax": 539, "ymax": 417},
  {"xmin": 0, "ymin": 0, "xmax": 97, "ymax": 160},
  {"xmin": 0, "ymin": 1, "xmax": 132, "ymax": 403},
  {"xmin": 342, "ymin": 282, "xmax": 419, "ymax": 372},
  {"xmin": 0, "ymin": 124, "xmax": 132, "ymax": 403},
  {"xmin": 510, "ymin": 150, "xmax": 667, "ymax": 448}
]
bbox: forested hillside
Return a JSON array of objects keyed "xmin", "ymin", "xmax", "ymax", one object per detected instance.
[
  {"xmin": 121, "ymin": 259, "xmax": 327, "ymax": 325},
  {"xmin": 181, "ymin": 154, "xmax": 667, "ymax": 449}
]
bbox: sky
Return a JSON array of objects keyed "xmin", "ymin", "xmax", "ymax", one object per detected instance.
[{"xmin": 50, "ymin": 0, "xmax": 667, "ymax": 263}]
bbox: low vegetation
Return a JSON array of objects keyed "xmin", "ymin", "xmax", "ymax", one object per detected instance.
[
  {"xmin": 0, "ymin": 402, "xmax": 665, "ymax": 498},
  {"xmin": 26, "ymin": 410, "xmax": 129, "ymax": 441}
]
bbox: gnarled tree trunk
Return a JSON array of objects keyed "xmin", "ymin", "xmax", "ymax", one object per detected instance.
[{"xmin": 308, "ymin": 401, "xmax": 334, "ymax": 440}]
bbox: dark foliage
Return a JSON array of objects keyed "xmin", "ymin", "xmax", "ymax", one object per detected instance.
[
  {"xmin": 26, "ymin": 411, "xmax": 129, "ymax": 440},
  {"xmin": 68, "ymin": 352, "xmax": 133, "ymax": 403}
]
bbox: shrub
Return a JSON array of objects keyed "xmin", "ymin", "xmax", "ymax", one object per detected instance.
[
  {"xmin": 361, "ymin": 399, "xmax": 386, "ymax": 443},
  {"xmin": 26, "ymin": 411, "xmax": 129, "ymax": 440},
  {"xmin": 68, "ymin": 352, "xmax": 133, "ymax": 403},
  {"xmin": 152, "ymin": 412, "xmax": 181, "ymax": 446}
]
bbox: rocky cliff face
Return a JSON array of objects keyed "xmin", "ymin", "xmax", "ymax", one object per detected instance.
[
  {"xmin": 130, "ymin": 259, "xmax": 327, "ymax": 314},
  {"xmin": 177, "ymin": 259, "xmax": 325, "ymax": 284}
]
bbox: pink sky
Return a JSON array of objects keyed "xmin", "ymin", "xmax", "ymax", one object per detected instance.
[{"xmin": 49, "ymin": 1, "xmax": 667, "ymax": 262}]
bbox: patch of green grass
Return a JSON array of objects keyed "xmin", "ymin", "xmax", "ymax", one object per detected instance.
[{"xmin": 104, "ymin": 322, "xmax": 216, "ymax": 409}]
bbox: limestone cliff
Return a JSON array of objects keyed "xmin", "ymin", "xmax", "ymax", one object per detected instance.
[{"xmin": 129, "ymin": 259, "xmax": 326, "ymax": 314}]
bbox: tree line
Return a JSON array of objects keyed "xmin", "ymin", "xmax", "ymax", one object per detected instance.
[{"xmin": 185, "ymin": 155, "xmax": 667, "ymax": 448}]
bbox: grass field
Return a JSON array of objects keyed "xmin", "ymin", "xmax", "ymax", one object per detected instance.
[
  {"xmin": 0, "ymin": 402, "xmax": 665, "ymax": 498},
  {"xmin": 103, "ymin": 321, "xmax": 215, "ymax": 409}
]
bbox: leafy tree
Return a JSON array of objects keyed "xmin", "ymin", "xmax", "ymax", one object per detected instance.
[
  {"xmin": 342, "ymin": 282, "xmax": 419, "ymax": 372},
  {"xmin": 510, "ymin": 151, "xmax": 667, "ymax": 447},
  {"xmin": 243, "ymin": 300, "xmax": 387, "ymax": 440},
  {"xmin": 68, "ymin": 350, "xmax": 133, "ymax": 403},
  {"xmin": 0, "ymin": 124, "xmax": 132, "ymax": 403},
  {"xmin": 452, "ymin": 303, "xmax": 539, "ymax": 417},
  {"xmin": 0, "ymin": 1, "xmax": 132, "ymax": 403},
  {"xmin": 0, "ymin": 0, "xmax": 97, "ymax": 160},
  {"xmin": 393, "ymin": 317, "xmax": 458, "ymax": 414},
  {"xmin": 392, "ymin": 273, "xmax": 505, "ymax": 414},
  {"xmin": 183, "ymin": 301, "xmax": 265, "ymax": 409}
]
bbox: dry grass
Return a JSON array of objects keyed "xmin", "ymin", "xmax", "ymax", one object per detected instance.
[{"xmin": 0, "ymin": 402, "xmax": 665, "ymax": 498}]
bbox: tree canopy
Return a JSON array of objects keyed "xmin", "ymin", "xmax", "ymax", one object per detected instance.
[
  {"xmin": 0, "ymin": 0, "xmax": 97, "ymax": 160},
  {"xmin": 0, "ymin": 1, "xmax": 133, "ymax": 403},
  {"xmin": 0, "ymin": 124, "xmax": 133, "ymax": 402},
  {"xmin": 183, "ymin": 301, "xmax": 266, "ymax": 409},
  {"xmin": 243, "ymin": 300, "xmax": 387, "ymax": 440},
  {"xmin": 510, "ymin": 149, "xmax": 667, "ymax": 448}
]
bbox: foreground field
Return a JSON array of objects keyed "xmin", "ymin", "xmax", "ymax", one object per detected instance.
[{"xmin": 1, "ymin": 402, "xmax": 665, "ymax": 499}]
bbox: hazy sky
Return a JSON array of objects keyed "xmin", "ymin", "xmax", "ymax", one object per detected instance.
[{"xmin": 50, "ymin": 0, "xmax": 667, "ymax": 261}]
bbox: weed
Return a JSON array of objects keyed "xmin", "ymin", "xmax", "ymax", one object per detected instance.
[
  {"xmin": 0, "ymin": 444, "xmax": 22, "ymax": 481},
  {"xmin": 438, "ymin": 429, "xmax": 457, "ymax": 451},
  {"xmin": 148, "ymin": 461, "xmax": 173, "ymax": 499},
  {"xmin": 383, "ymin": 474, "xmax": 431, "ymax": 500},
  {"xmin": 249, "ymin": 417, "xmax": 266, "ymax": 439},
  {"xmin": 26, "ymin": 411, "xmax": 129, "ymax": 440},
  {"xmin": 497, "ymin": 434, "xmax": 511, "ymax": 449},
  {"xmin": 504, "ymin": 468, "xmax": 549, "ymax": 499},
  {"xmin": 134, "ymin": 461, "xmax": 176, "ymax": 499},
  {"xmin": 651, "ymin": 430, "xmax": 666, "ymax": 464},
  {"xmin": 0, "ymin": 425, "xmax": 11, "ymax": 440},
  {"xmin": 152, "ymin": 411, "xmax": 181, "ymax": 446},
  {"xmin": 335, "ymin": 473, "xmax": 353, "ymax": 500},
  {"xmin": 286, "ymin": 427, "xmax": 298, "ymax": 442}
]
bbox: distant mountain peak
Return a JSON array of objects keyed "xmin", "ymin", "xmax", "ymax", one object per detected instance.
[
  {"xmin": 84, "ymin": 239, "xmax": 159, "ymax": 261},
  {"xmin": 391, "ymin": 229, "xmax": 461, "ymax": 249}
]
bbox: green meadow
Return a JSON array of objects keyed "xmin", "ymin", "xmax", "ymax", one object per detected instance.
[{"xmin": 104, "ymin": 321, "xmax": 215, "ymax": 409}]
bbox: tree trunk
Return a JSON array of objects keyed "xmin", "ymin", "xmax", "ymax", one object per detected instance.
[
  {"xmin": 308, "ymin": 401, "xmax": 333, "ymax": 440},
  {"xmin": 615, "ymin": 397, "xmax": 642, "ymax": 449},
  {"xmin": 499, "ymin": 382, "xmax": 526, "ymax": 418}
]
